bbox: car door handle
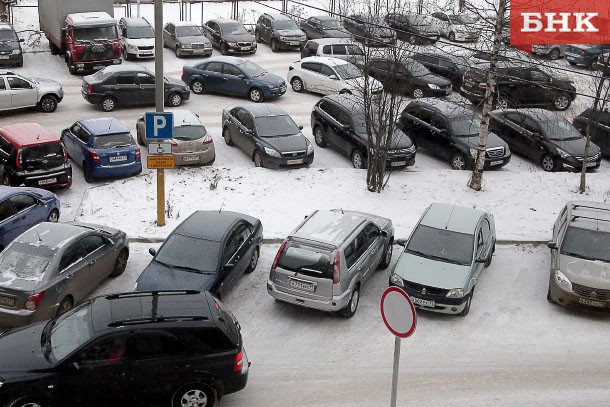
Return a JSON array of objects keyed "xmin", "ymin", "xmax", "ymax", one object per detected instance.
[
  {"xmin": 89, "ymin": 259, "xmax": 96, "ymax": 265},
  {"xmin": 20, "ymin": 215, "xmax": 26, "ymax": 220}
]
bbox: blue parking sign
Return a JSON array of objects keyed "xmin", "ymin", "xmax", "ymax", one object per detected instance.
[{"xmin": 145, "ymin": 112, "xmax": 174, "ymax": 140}]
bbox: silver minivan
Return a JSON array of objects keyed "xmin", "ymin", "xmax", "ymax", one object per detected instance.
[{"xmin": 267, "ymin": 209, "xmax": 394, "ymax": 317}]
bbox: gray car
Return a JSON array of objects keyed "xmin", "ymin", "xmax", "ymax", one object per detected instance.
[
  {"xmin": 389, "ymin": 203, "xmax": 496, "ymax": 316},
  {"xmin": 255, "ymin": 13, "xmax": 307, "ymax": 52},
  {"xmin": 0, "ymin": 222, "xmax": 128, "ymax": 328},
  {"xmin": 0, "ymin": 70, "xmax": 64, "ymax": 113},
  {"xmin": 267, "ymin": 209, "xmax": 394, "ymax": 317},
  {"xmin": 163, "ymin": 21, "xmax": 213, "ymax": 58}
]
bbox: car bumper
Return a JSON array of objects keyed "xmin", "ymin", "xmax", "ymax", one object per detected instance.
[
  {"xmin": 389, "ymin": 281, "xmax": 468, "ymax": 315},
  {"xmin": 133, "ymin": 49, "xmax": 156, "ymax": 58},
  {"xmin": 481, "ymin": 154, "xmax": 511, "ymax": 170},
  {"xmin": 173, "ymin": 150, "xmax": 215, "ymax": 166},
  {"xmin": 548, "ymin": 276, "xmax": 610, "ymax": 312},
  {"xmin": 0, "ymin": 53, "xmax": 22, "ymax": 65},
  {"xmin": 72, "ymin": 58, "xmax": 122, "ymax": 73},
  {"xmin": 224, "ymin": 44, "xmax": 257, "ymax": 54},
  {"xmin": 385, "ymin": 153, "xmax": 416, "ymax": 169},
  {"xmin": 180, "ymin": 48, "xmax": 213, "ymax": 57},
  {"xmin": 267, "ymin": 279, "xmax": 350, "ymax": 312},
  {"xmin": 560, "ymin": 156, "xmax": 601, "ymax": 171},
  {"xmin": 13, "ymin": 166, "xmax": 72, "ymax": 189},
  {"xmin": 0, "ymin": 306, "xmax": 56, "ymax": 329},
  {"xmin": 260, "ymin": 152, "xmax": 313, "ymax": 169},
  {"xmin": 264, "ymin": 86, "xmax": 287, "ymax": 98},
  {"xmin": 89, "ymin": 161, "xmax": 142, "ymax": 179},
  {"xmin": 276, "ymin": 39, "xmax": 306, "ymax": 49}
]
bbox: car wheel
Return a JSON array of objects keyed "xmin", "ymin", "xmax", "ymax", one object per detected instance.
[
  {"xmin": 448, "ymin": 32, "xmax": 456, "ymax": 41},
  {"xmin": 123, "ymin": 47, "xmax": 129, "ymax": 60},
  {"xmin": 175, "ymin": 46, "xmax": 182, "ymax": 58},
  {"xmin": 340, "ymin": 286, "xmax": 360, "ymax": 318},
  {"xmin": 249, "ymin": 87, "xmax": 264, "ymax": 103},
  {"xmin": 7, "ymin": 396, "xmax": 48, "ymax": 407},
  {"xmin": 191, "ymin": 79, "xmax": 205, "ymax": 95},
  {"xmin": 223, "ymin": 127, "xmax": 234, "ymax": 146},
  {"xmin": 253, "ymin": 151, "xmax": 264, "ymax": 168},
  {"xmin": 291, "ymin": 77, "xmax": 304, "ymax": 92},
  {"xmin": 245, "ymin": 247, "xmax": 259, "ymax": 273},
  {"xmin": 553, "ymin": 93, "xmax": 571, "ymax": 111},
  {"xmin": 255, "ymin": 31, "xmax": 261, "ymax": 42},
  {"xmin": 548, "ymin": 48, "xmax": 561, "ymax": 60},
  {"xmin": 168, "ymin": 92, "xmax": 183, "ymax": 107},
  {"xmin": 459, "ymin": 290, "xmax": 473, "ymax": 316},
  {"xmin": 271, "ymin": 39, "xmax": 278, "ymax": 52},
  {"xmin": 484, "ymin": 242, "xmax": 495, "ymax": 267},
  {"xmin": 313, "ymin": 126, "xmax": 327, "ymax": 147},
  {"xmin": 541, "ymin": 154, "xmax": 559, "ymax": 172},
  {"xmin": 351, "ymin": 150, "xmax": 366, "ymax": 169},
  {"xmin": 67, "ymin": 59, "xmax": 76, "ymax": 75},
  {"xmin": 111, "ymin": 248, "xmax": 129, "ymax": 277},
  {"xmin": 450, "ymin": 151, "xmax": 467, "ymax": 170},
  {"xmin": 547, "ymin": 287, "xmax": 555, "ymax": 303},
  {"xmin": 47, "ymin": 209, "xmax": 59, "ymax": 222},
  {"xmin": 56, "ymin": 296, "xmax": 73, "ymax": 317},
  {"xmin": 137, "ymin": 129, "xmax": 145, "ymax": 146},
  {"xmin": 496, "ymin": 95, "xmax": 510, "ymax": 109},
  {"xmin": 100, "ymin": 96, "xmax": 117, "ymax": 112},
  {"xmin": 39, "ymin": 95, "xmax": 58, "ymax": 113},
  {"xmin": 49, "ymin": 40, "xmax": 59, "ymax": 55},
  {"xmin": 220, "ymin": 42, "xmax": 228, "ymax": 55},
  {"xmin": 412, "ymin": 87, "xmax": 425, "ymax": 98},
  {"xmin": 83, "ymin": 162, "xmax": 94, "ymax": 183},
  {"xmin": 339, "ymin": 89, "xmax": 352, "ymax": 95},
  {"xmin": 378, "ymin": 241, "xmax": 393, "ymax": 269},
  {"xmin": 568, "ymin": 61, "xmax": 577, "ymax": 65},
  {"xmin": 171, "ymin": 383, "xmax": 215, "ymax": 407}
]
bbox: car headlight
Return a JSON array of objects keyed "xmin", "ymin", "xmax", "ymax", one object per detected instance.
[
  {"xmin": 306, "ymin": 140, "xmax": 314, "ymax": 155},
  {"xmin": 299, "ymin": 35, "xmax": 307, "ymax": 41},
  {"xmin": 11, "ymin": 49, "xmax": 21, "ymax": 55},
  {"xmin": 264, "ymin": 147, "xmax": 281, "ymax": 157},
  {"xmin": 0, "ymin": 379, "xmax": 3, "ymax": 388},
  {"xmin": 127, "ymin": 44, "xmax": 138, "ymax": 50},
  {"xmin": 390, "ymin": 273, "xmax": 404, "ymax": 287},
  {"xmin": 469, "ymin": 148, "xmax": 478, "ymax": 157},
  {"xmin": 181, "ymin": 44, "xmax": 192, "ymax": 49},
  {"xmin": 184, "ymin": 86, "xmax": 190, "ymax": 91},
  {"xmin": 446, "ymin": 288, "xmax": 464, "ymax": 298},
  {"xmin": 407, "ymin": 145, "xmax": 416, "ymax": 153},
  {"xmin": 428, "ymin": 84, "xmax": 440, "ymax": 90},
  {"xmin": 279, "ymin": 36, "xmax": 289, "ymax": 41},
  {"xmin": 554, "ymin": 270, "xmax": 573, "ymax": 292},
  {"xmin": 228, "ymin": 41, "xmax": 238, "ymax": 46},
  {"xmin": 556, "ymin": 148, "xmax": 572, "ymax": 159}
]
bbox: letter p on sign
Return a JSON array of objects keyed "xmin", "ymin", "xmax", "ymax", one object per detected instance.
[{"xmin": 145, "ymin": 112, "xmax": 174, "ymax": 141}]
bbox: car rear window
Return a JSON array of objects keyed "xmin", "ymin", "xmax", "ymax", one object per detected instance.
[
  {"xmin": 278, "ymin": 242, "xmax": 333, "ymax": 279},
  {"xmin": 173, "ymin": 125, "xmax": 207, "ymax": 141},
  {"xmin": 93, "ymin": 132, "xmax": 135, "ymax": 149},
  {"xmin": 21, "ymin": 143, "xmax": 65, "ymax": 170}
]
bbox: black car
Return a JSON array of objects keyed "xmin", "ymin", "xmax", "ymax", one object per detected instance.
[
  {"xmin": 222, "ymin": 104, "xmax": 314, "ymax": 168},
  {"xmin": 255, "ymin": 13, "xmax": 307, "ymax": 52},
  {"xmin": 135, "ymin": 211, "xmax": 263, "ymax": 298},
  {"xmin": 565, "ymin": 44, "xmax": 610, "ymax": 69},
  {"xmin": 311, "ymin": 94, "xmax": 416, "ymax": 169},
  {"xmin": 490, "ymin": 108, "xmax": 602, "ymax": 172},
  {"xmin": 342, "ymin": 14, "xmax": 396, "ymax": 46},
  {"xmin": 397, "ymin": 98, "xmax": 511, "ymax": 170},
  {"xmin": 0, "ymin": 22, "xmax": 24, "ymax": 67},
  {"xmin": 411, "ymin": 52, "xmax": 466, "ymax": 88},
  {"xmin": 202, "ymin": 18, "xmax": 257, "ymax": 55},
  {"xmin": 384, "ymin": 12, "xmax": 440, "ymax": 44},
  {"xmin": 573, "ymin": 108, "xmax": 610, "ymax": 157},
  {"xmin": 460, "ymin": 62, "xmax": 576, "ymax": 111},
  {"xmin": 81, "ymin": 65, "xmax": 190, "ymax": 112},
  {"xmin": 364, "ymin": 57, "xmax": 452, "ymax": 98},
  {"xmin": 0, "ymin": 290, "xmax": 249, "ymax": 407},
  {"xmin": 300, "ymin": 15, "xmax": 352, "ymax": 39}
]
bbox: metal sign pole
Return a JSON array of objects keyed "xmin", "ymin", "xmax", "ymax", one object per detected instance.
[
  {"xmin": 390, "ymin": 336, "xmax": 401, "ymax": 407},
  {"xmin": 154, "ymin": 0, "xmax": 165, "ymax": 227}
]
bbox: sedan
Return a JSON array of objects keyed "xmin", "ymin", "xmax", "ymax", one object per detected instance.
[
  {"xmin": 135, "ymin": 210, "xmax": 263, "ymax": 299},
  {"xmin": 0, "ymin": 72, "xmax": 63, "ymax": 113},
  {"xmin": 222, "ymin": 104, "xmax": 314, "ymax": 168},
  {"xmin": 384, "ymin": 12, "xmax": 440, "ymax": 44},
  {"xmin": 202, "ymin": 18, "xmax": 257, "ymax": 55},
  {"xmin": 61, "ymin": 117, "xmax": 142, "ymax": 183},
  {"xmin": 572, "ymin": 108, "xmax": 610, "ymax": 157},
  {"xmin": 0, "ymin": 222, "xmax": 128, "ymax": 328},
  {"xmin": 162, "ymin": 21, "xmax": 213, "ymax": 58},
  {"xmin": 300, "ymin": 15, "xmax": 352, "ymax": 39},
  {"xmin": 342, "ymin": 14, "xmax": 396, "ymax": 46},
  {"xmin": 489, "ymin": 108, "xmax": 602, "ymax": 172}
]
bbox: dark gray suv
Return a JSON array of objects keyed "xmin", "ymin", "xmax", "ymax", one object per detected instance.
[{"xmin": 255, "ymin": 13, "xmax": 307, "ymax": 52}]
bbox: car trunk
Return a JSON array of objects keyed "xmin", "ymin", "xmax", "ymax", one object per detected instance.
[{"xmin": 20, "ymin": 142, "xmax": 66, "ymax": 171}]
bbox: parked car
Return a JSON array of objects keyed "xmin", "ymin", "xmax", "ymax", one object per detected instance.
[
  {"xmin": 300, "ymin": 38, "xmax": 365, "ymax": 66},
  {"xmin": 532, "ymin": 44, "xmax": 565, "ymax": 60},
  {"xmin": 363, "ymin": 57, "xmax": 452, "ymax": 98},
  {"xmin": 460, "ymin": 62, "xmax": 576, "ymax": 111},
  {"xmin": 547, "ymin": 201, "xmax": 610, "ymax": 311},
  {"xmin": 311, "ymin": 94, "xmax": 416, "ymax": 169},
  {"xmin": 0, "ymin": 290, "xmax": 249, "ymax": 406},
  {"xmin": 0, "ymin": 22, "xmax": 24, "ymax": 67},
  {"xmin": 430, "ymin": 12, "xmax": 480, "ymax": 42},
  {"xmin": 565, "ymin": 44, "xmax": 610, "ymax": 69},
  {"xmin": 162, "ymin": 21, "xmax": 213, "ymax": 58},
  {"xmin": 384, "ymin": 12, "xmax": 440, "ymax": 44},
  {"xmin": 397, "ymin": 98, "xmax": 511, "ymax": 170},
  {"xmin": 118, "ymin": 17, "xmax": 155, "ymax": 60},
  {"xmin": 181, "ymin": 56, "xmax": 286, "ymax": 102},
  {"xmin": 255, "ymin": 13, "xmax": 307, "ymax": 52},
  {"xmin": 342, "ymin": 14, "xmax": 396, "ymax": 46},
  {"xmin": 202, "ymin": 18, "xmax": 257, "ymax": 55},
  {"xmin": 288, "ymin": 56, "xmax": 383, "ymax": 97},
  {"xmin": 135, "ymin": 211, "xmax": 263, "ymax": 298},
  {"xmin": 0, "ymin": 221, "xmax": 128, "ymax": 328},
  {"xmin": 0, "ymin": 186, "xmax": 59, "ymax": 251},
  {"xmin": 300, "ymin": 15, "xmax": 352, "ymax": 39},
  {"xmin": 593, "ymin": 51, "xmax": 610, "ymax": 75},
  {"xmin": 389, "ymin": 203, "xmax": 496, "ymax": 316},
  {"xmin": 411, "ymin": 52, "xmax": 466, "ymax": 88},
  {"xmin": 489, "ymin": 108, "xmax": 601, "ymax": 172},
  {"xmin": 222, "ymin": 104, "xmax": 314, "ymax": 168},
  {"xmin": 61, "ymin": 117, "xmax": 142, "ymax": 182},
  {"xmin": 0, "ymin": 70, "xmax": 64, "ymax": 113},
  {"xmin": 0, "ymin": 123, "xmax": 72, "ymax": 188},
  {"xmin": 572, "ymin": 108, "xmax": 610, "ymax": 157},
  {"xmin": 267, "ymin": 209, "xmax": 394, "ymax": 317},
  {"xmin": 136, "ymin": 110, "xmax": 215, "ymax": 166},
  {"xmin": 81, "ymin": 65, "xmax": 190, "ymax": 112}
]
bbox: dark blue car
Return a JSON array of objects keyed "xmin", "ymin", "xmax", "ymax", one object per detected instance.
[
  {"xmin": 60, "ymin": 118, "xmax": 142, "ymax": 183},
  {"xmin": 181, "ymin": 56, "xmax": 287, "ymax": 103},
  {"xmin": 0, "ymin": 185, "xmax": 59, "ymax": 251}
]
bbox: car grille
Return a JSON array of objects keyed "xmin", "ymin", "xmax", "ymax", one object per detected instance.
[
  {"xmin": 403, "ymin": 281, "xmax": 449, "ymax": 296},
  {"xmin": 238, "ymin": 42, "xmax": 253, "ymax": 47},
  {"xmin": 281, "ymin": 150, "xmax": 306, "ymax": 158},
  {"xmin": 486, "ymin": 147, "xmax": 505, "ymax": 159},
  {"xmin": 139, "ymin": 46, "xmax": 154, "ymax": 50},
  {"xmin": 192, "ymin": 43, "xmax": 208, "ymax": 49},
  {"xmin": 574, "ymin": 153, "xmax": 600, "ymax": 162},
  {"xmin": 79, "ymin": 42, "xmax": 119, "ymax": 60},
  {"xmin": 387, "ymin": 147, "xmax": 415, "ymax": 157},
  {"xmin": 572, "ymin": 283, "xmax": 610, "ymax": 301}
]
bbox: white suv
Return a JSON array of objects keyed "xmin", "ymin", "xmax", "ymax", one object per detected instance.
[
  {"xmin": 118, "ymin": 17, "xmax": 155, "ymax": 60},
  {"xmin": 0, "ymin": 70, "xmax": 64, "ymax": 113}
]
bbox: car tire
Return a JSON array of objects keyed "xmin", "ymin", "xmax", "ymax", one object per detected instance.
[
  {"xmin": 450, "ymin": 151, "xmax": 467, "ymax": 170},
  {"xmin": 245, "ymin": 246, "xmax": 259, "ymax": 273},
  {"xmin": 67, "ymin": 59, "xmax": 76, "ymax": 75},
  {"xmin": 351, "ymin": 149, "xmax": 366, "ymax": 169},
  {"xmin": 548, "ymin": 48, "xmax": 561, "ymax": 60},
  {"xmin": 83, "ymin": 162, "xmax": 94, "ymax": 183},
  {"xmin": 547, "ymin": 287, "xmax": 555, "ymax": 303},
  {"xmin": 111, "ymin": 248, "xmax": 129, "ymax": 277},
  {"xmin": 313, "ymin": 126, "xmax": 327, "ymax": 147},
  {"xmin": 553, "ymin": 93, "xmax": 571, "ymax": 111},
  {"xmin": 495, "ymin": 95, "xmax": 510, "ymax": 109},
  {"xmin": 39, "ymin": 95, "xmax": 58, "ymax": 113},
  {"xmin": 248, "ymin": 87, "xmax": 264, "ymax": 103},
  {"xmin": 378, "ymin": 240, "xmax": 393, "ymax": 269},
  {"xmin": 459, "ymin": 290, "xmax": 473, "ymax": 316},
  {"xmin": 412, "ymin": 87, "xmax": 425, "ymax": 98},
  {"xmin": 253, "ymin": 151, "xmax": 264, "ymax": 168},
  {"xmin": 56, "ymin": 296, "xmax": 73, "ymax": 317},
  {"xmin": 448, "ymin": 32, "xmax": 456, "ymax": 41},
  {"xmin": 541, "ymin": 154, "xmax": 559, "ymax": 172},
  {"xmin": 7, "ymin": 396, "xmax": 49, "ymax": 407},
  {"xmin": 47, "ymin": 209, "xmax": 60, "ymax": 222},
  {"xmin": 49, "ymin": 40, "xmax": 59, "ymax": 55},
  {"xmin": 339, "ymin": 286, "xmax": 360, "ymax": 318},
  {"xmin": 223, "ymin": 127, "xmax": 234, "ymax": 146},
  {"xmin": 171, "ymin": 383, "xmax": 215, "ymax": 407},
  {"xmin": 168, "ymin": 92, "xmax": 183, "ymax": 107},
  {"xmin": 137, "ymin": 130, "xmax": 145, "ymax": 146},
  {"xmin": 100, "ymin": 96, "xmax": 117, "ymax": 112},
  {"xmin": 175, "ymin": 46, "xmax": 182, "ymax": 58},
  {"xmin": 271, "ymin": 39, "xmax": 279, "ymax": 52},
  {"xmin": 220, "ymin": 42, "xmax": 228, "ymax": 55},
  {"xmin": 123, "ymin": 47, "xmax": 130, "ymax": 60},
  {"xmin": 191, "ymin": 79, "xmax": 205, "ymax": 95},
  {"xmin": 291, "ymin": 77, "xmax": 304, "ymax": 92},
  {"xmin": 484, "ymin": 242, "xmax": 495, "ymax": 267}
]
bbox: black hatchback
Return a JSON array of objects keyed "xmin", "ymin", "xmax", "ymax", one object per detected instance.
[{"xmin": 573, "ymin": 108, "xmax": 610, "ymax": 157}]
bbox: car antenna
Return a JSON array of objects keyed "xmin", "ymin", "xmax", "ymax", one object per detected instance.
[
  {"xmin": 108, "ymin": 118, "xmax": 113, "ymax": 130},
  {"xmin": 341, "ymin": 208, "xmax": 344, "ymax": 214},
  {"xmin": 219, "ymin": 198, "xmax": 226, "ymax": 213},
  {"xmin": 36, "ymin": 229, "xmax": 42, "ymax": 242}
]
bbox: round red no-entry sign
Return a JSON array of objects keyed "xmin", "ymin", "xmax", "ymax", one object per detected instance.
[{"xmin": 380, "ymin": 286, "xmax": 417, "ymax": 338}]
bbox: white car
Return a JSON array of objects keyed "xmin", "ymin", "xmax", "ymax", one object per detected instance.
[
  {"xmin": 118, "ymin": 17, "xmax": 155, "ymax": 60},
  {"xmin": 287, "ymin": 56, "xmax": 382, "ymax": 97},
  {"xmin": 430, "ymin": 12, "xmax": 480, "ymax": 42}
]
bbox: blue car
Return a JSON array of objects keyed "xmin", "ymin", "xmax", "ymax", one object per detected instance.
[
  {"xmin": 181, "ymin": 56, "xmax": 287, "ymax": 103},
  {"xmin": 0, "ymin": 185, "xmax": 60, "ymax": 251},
  {"xmin": 60, "ymin": 118, "xmax": 142, "ymax": 183}
]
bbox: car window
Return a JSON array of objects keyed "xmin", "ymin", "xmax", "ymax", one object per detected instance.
[
  {"xmin": 76, "ymin": 127, "xmax": 89, "ymax": 144},
  {"xmin": 0, "ymin": 200, "xmax": 15, "ymax": 222},
  {"xmin": 337, "ymin": 109, "xmax": 351, "ymax": 126},
  {"xmin": 410, "ymin": 107, "xmax": 435, "ymax": 124},
  {"xmin": 504, "ymin": 112, "xmax": 522, "ymax": 125},
  {"xmin": 205, "ymin": 62, "xmax": 223, "ymax": 73},
  {"xmin": 93, "ymin": 132, "xmax": 135, "ymax": 148},
  {"xmin": 346, "ymin": 44, "xmax": 364, "ymax": 55},
  {"xmin": 506, "ymin": 69, "xmax": 528, "ymax": 81},
  {"xmin": 320, "ymin": 64, "xmax": 336, "ymax": 77},
  {"xmin": 305, "ymin": 41, "xmax": 318, "ymax": 53},
  {"xmin": 7, "ymin": 77, "xmax": 31, "ymax": 89},
  {"xmin": 561, "ymin": 225, "xmax": 610, "ymax": 262},
  {"xmin": 431, "ymin": 114, "xmax": 448, "ymax": 131},
  {"xmin": 59, "ymin": 243, "xmax": 86, "ymax": 271},
  {"xmin": 81, "ymin": 235, "xmax": 106, "ymax": 256},
  {"xmin": 77, "ymin": 335, "xmax": 128, "ymax": 365},
  {"xmin": 222, "ymin": 231, "xmax": 241, "ymax": 265},
  {"xmin": 322, "ymin": 44, "xmax": 332, "ymax": 54},
  {"xmin": 176, "ymin": 25, "xmax": 203, "ymax": 37},
  {"xmin": 481, "ymin": 218, "xmax": 491, "ymax": 241},
  {"xmin": 363, "ymin": 223, "xmax": 381, "ymax": 247},
  {"xmin": 529, "ymin": 70, "xmax": 549, "ymax": 82},
  {"xmin": 521, "ymin": 116, "xmax": 541, "ymax": 133},
  {"xmin": 137, "ymin": 72, "xmax": 155, "ymax": 85},
  {"xmin": 9, "ymin": 194, "xmax": 37, "ymax": 213},
  {"xmin": 278, "ymin": 241, "xmax": 333, "ymax": 279},
  {"xmin": 164, "ymin": 23, "xmax": 175, "ymax": 35},
  {"xmin": 345, "ymin": 231, "xmax": 367, "ymax": 269},
  {"xmin": 179, "ymin": 328, "xmax": 235, "ymax": 355},
  {"xmin": 438, "ymin": 58, "xmax": 455, "ymax": 69},
  {"xmin": 239, "ymin": 112, "xmax": 255, "ymax": 131},
  {"xmin": 130, "ymin": 332, "xmax": 185, "ymax": 360},
  {"xmin": 0, "ymin": 78, "xmax": 6, "ymax": 90},
  {"xmin": 318, "ymin": 100, "xmax": 342, "ymax": 122},
  {"xmin": 301, "ymin": 62, "xmax": 321, "ymax": 73},
  {"xmin": 223, "ymin": 63, "xmax": 242, "ymax": 76},
  {"xmin": 406, "ymin": 224, "xmax": 474, "ymax": 266},
  {"xmin": 476, "ymin": 230, "xmax": 484, "ymax": 253},
  {"xmin": 332, "ymin": 44, "xmax": 347, "ymax": 55},
  {"xmin": 115, "ymin": 73, "xmax": 136, "ymax": 85}
]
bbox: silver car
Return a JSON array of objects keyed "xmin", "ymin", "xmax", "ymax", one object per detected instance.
[
  {"xmin": 0, "ymin": 70, "xmax": 64, "ymax": 113},
  {"xmin": 267, "ymin": 209, "xmax": 394, "ymax": 318}
]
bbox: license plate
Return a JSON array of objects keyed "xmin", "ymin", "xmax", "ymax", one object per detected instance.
[
  {"xmin": 183, "ymin": 155, "xmax": 200, "ymax": 162},
  {"xmin": 193, "ymin": 49, "xmax": 205, "ymax": 53},
  {"xmin": 586, "ymin": 161, "xmax": 597, "ymax": 167},
  {"xmin": 391, "ymin": 161, "xmax": 406, "ymax": 167},
  {"xmin": 109, "ymin": 155, "xmax": 127, "ymax": 162},
  {"xmin": 410, "ymin": 297, "xmax": 435, "ymax": 307},
  {"xmin": 38, "ymin": 178, "xmax": 57, "ymax": 186},
  {"xmin": 289, "ymin": 279, "xmax": 315, "ymax": 292},
  {"xmin": 491, "ymin": 160, "xmax": 503, "ymax": 166},
  {"xmin": 141, "ymin": 52, "xmax": 153, "ymax": 55},
  {"xmin": 578, "ymin": 298, "xmax": 605, "ymax": 307},
  {"xmin": 289, "ymin": 41, "xmax": 300, "ymax": 45},
  {"xmin": 240, "ymin": 46, "xmax": 250, "ymax": 50},
  {"xmin": 0, "ymin": 296, "xmax": 15, "ymax": 307},
  {"xmin": 0, "ymin": 55, "xmax": 9, "ymax": 60},
  {"xmin": 93, "ymin": 65, "xmax": 104, "ymax": 70},
  {"xmin": 287, "ymin": 159, "xmax": 303, "ymax": 165}
]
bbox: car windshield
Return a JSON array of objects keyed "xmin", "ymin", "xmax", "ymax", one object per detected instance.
[
  {"xmin": 74, "ymin": 25, "xmax": 118, "ymax": 41},
  {"xmin": 334, "ymin": 62, "xmax": 362, "ymax": 80},
  {"xmin": 173, "ymin": 125, "xmax": 207, "ymax": 141},
  {"xmin": 237, "ymin": 60, "xmax": 265, "ymax": 77},
  {"xmin": 405, "ymin": 60, "xmax": 430, "ymax": 76},
  {"xmin": 561, "ymin": 226, "xmax": 610, "ymax": 262},
  {"xmin": 155, "ymin": 233, "xmax": 220, "ymax": 273},
  {"xmin": 449, "ymin": 116, "xmax": 480, "ymax": 137},
  {"xmin": 222, "ymin": 23, "xmax": 248, "ymax": 35},
  {"xmin": 537, "ymin": 117, "xmax": 583, "ymax": 141},
  {"xmin": 450, "ymin": 15, "xmax": 476, "ymax": 25},
  {"xmin": 0, "ymin": 241, "xmax": 53, "ymax": 280},
  {"xmin": 406, "ymin": 224, "xmax": 474, "ymax": 265},
  {"xmin": 93, "ymin": 132, "xmax": 135, "ymax": 149},
  {"xmin": 176, "ymin": 26, "xmax": 203, "ymax": 37},
  {"xmin": 0, "ymin": 29, "xmax": 18, "ymax": 41},
  {"xmin": 126, "ymin": 26, "xmax": 154, "ymax": 39},
  {"xmin": 320, "ymin": 19, "xmax": 341, "ymax": 28},
  {"xmin": 278, "ymin": 242, "xmax": 333, "ymax": 279},
  {"xmin": 255, "ymin": 115, "xmax": 300, "ymax": 137},
  {"xmin": 46, "ymin": 302, "xmax": 94, "ymax": 362},
  {"xmin": 273, "ymin": 20, "xmax": 299, "ymax": 30}
]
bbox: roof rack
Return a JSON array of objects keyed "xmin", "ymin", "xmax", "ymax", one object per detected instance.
[
  {"xmin": 108, "ymin": 315, "xmax": 209, "ymax": 327},
  {"xmin": 105, "ymin": 289, "xmax": 201, "ymax": 300}
]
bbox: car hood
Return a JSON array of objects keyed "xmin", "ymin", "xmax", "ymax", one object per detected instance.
[
  {"xmin": 553, "ymin": 137, "xmax": 600, "ymax": 156},
  {"xmin": 393, "ymin": 252, "xmax": 471, "ymax": 290},
  {"xmin": 0, "ymin": 321, "xmax": 50, "ymax": 373},
  {"xmin": 275, "ymin": 29, "xmax": 305, "ymax": 37},
  {"xmin": 323, "ymin": 29, "xmax": 352, "ymax": 38},
  {"xmin": 33, "ymin": 78, "xmax": 63, "ymax": 94},
  {"xmin": 136, "ymin": 260, "xmax": 217, "ymax": 292},
  {"xmin": 250, "ymin": 72, "xmax": 285, "ymax": 87},
  {"xmin": 460, "ymin": 132, "xmax": 507, "ymax": 149},
  {"xmin": 178, "ymin": 35, "xmax": 210, "ymax": 45},
  {"xmin": 124, "ymin": 37, "xmax": 155, "ymax": 47},
  {"xmin": 263, "ymin": 133, "xmax": 308, "ymax": 152},
  {"xmin": 419, "ymin": 73, "xmax": 451, "ymax": 87},
  {"xmin": 224, "ymin": 33, "xmax": 256, "ymax": 42},
  {"xmin": 560, "ymin": 255, "xmax": 610, "ymax": 290}
]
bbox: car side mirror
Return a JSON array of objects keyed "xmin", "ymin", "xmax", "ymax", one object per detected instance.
[
  {"xmin": 396, "ymin": 239, "xmax": 407, "ymax": 247},
  {"xmin": 380, "ymin": 230, "xmax": 388, "ymax": 238},
  {"xmin": 298, "ymin": 125, "xmax": 304, "ymax": 130},
  {"xmin": 547, "ymin": 241, "xmax": 558, "ymax": 249},
  {"xmin": 19, "ymin": 38, "xmax": 24, "ymax": 43},
  {"xmin": 223, "ymin": 263, "xmax": 235, "ymax": 272},
  {"xmin": 328, "ymin": 75, "xmax": 338, "ymax": 80},
  {"xmin": 148, "ymin": 248, "xmax": 156, "ymax": 256}
]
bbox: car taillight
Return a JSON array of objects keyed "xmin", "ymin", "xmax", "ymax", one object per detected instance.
[
  {"xmin": 24, "ymin": 292, "xmax": 45, "ymax": 311},
  {"xmin": 202, "ymin": 135, "xmax": 213, "ymax": 145},
  {"xmin": 182, "ymin": 67, "xmax": 186, "ymax": 76},
  {"xmin": 332, "ymin": 250, "xmax": 340, "ymax": 284},
  {"xmin": 233, "ymin": 351, "xmax": 243, "ymax": 372},
  {"xmin": 478, "ymin": 83, "xmax": 487, "ymax": 89},
  {"xmin": 581, "ymin": 49, "xmax": 587, "ymax": 56},
  {"xmin": 135, "ymin": 148, "xmax": 141, "ymax": 159},
  {"xmin": 89, "ymin": 151, "xmax": 101, "ymax": 164},
  {"xmin": 15, "ymin": 148, "xmax": 23, "ymax": 169},
  {"xmin": 61, "ymin": 143, "xmax": 69, "ymax": 163},
  {"xmin": 272, "ymin": 240, "xmax": 287, "ymax": 270},
  {"xmin": 170, "ymin": 140, "xmax": 178, "ymax": 147},
  {"xmin": 87, "ymin": 84, "xmax": 93, "ymax": 93}
]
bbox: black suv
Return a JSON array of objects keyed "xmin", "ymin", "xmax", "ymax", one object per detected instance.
[
  {"xmin": 460, "ymin": 62, "xmax": 576, "ymax": 111},
  {"xmin": 255, "ymin": 13, "xmax": 307, "ymax": 52},
  {"xmin": 0, "ymin": 290, "xmax": 249, "ymax": 407},
  {"xmin": 572, "ymin": 108, "xmax": 610, "ymax": 157},
  {"xmin": 311, "ymin": 94, "xmax": 416, "ymax": 169},
  {"xmin": 397, "ymin": 98, "xmax": 511, "ymax": 170},
  {"xmin": 0, "ymin": 22, "xmax": 24, "ymax": 67}
]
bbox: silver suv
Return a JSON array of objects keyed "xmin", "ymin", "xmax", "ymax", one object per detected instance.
[
  {"xmin": 0, "ymin": 70, "xmax": 64, "ymax": 113},
  {"xmin": 267, "ymin": 209, "xmax": 394, "ymax": 317}
]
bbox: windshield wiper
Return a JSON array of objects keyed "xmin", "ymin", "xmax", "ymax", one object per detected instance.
[{"xmin": 560, "ymin": 251, "xmax": 592, "ymax": 260}]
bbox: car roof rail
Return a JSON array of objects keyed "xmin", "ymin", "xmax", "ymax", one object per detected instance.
[
  {"xmin": 108, "ymin": 315, "xmax": 210, "ymax": 327},
  {"xmin": 105, "ymin": 289, "xmax": 201, "ymax": 300}
]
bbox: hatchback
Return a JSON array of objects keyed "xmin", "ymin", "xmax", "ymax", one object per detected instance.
[
  {"xmin": 162, "ymin": 21, "xmax": 213, "ymax": 58},
  {"xmin": 300, "ymin": 16, "xmax": 352, "ymax": 39},
  {"xmin": 389, "ymin": 203, "xmax": 496, "ymax": 316},
  {"xmin": 61, "ymin": 118, "xmax": 141, "ymax": 182},
  {"xmin": 202, "ymin": 18, "xmax": 257, "ymax": 55},
  {"xmin": 118, "ymin": 17, "xmax": 155, "ymax": 59},
  {"xmin": 255, "ymin": 13, "xmax": 307, "ymax": 52}
]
